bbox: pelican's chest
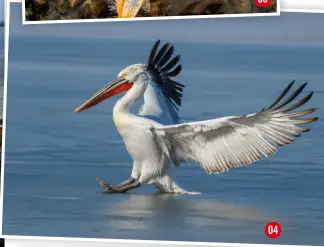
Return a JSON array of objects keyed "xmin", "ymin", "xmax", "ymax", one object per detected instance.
[
  {"xmin": 112, "ymin": 103, "xmax": 130, "ymax": 132},
  {"xmin": 112, "ymin": 109, "xmax": 139, "ymax": 138},
  {"xmin": 113, "ymin": 112, "xmax": 126, "ymax": 132},
  {"xmin": 113, "ymin": 112, "xmax": 153, "ymax": 158}
]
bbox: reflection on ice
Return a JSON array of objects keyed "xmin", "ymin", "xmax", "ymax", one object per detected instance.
[{"xmin": 98, "ymin": 193, "xmax": 279, "ymax": 233}]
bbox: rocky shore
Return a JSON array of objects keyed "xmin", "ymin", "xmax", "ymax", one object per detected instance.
[{"xmin": 25, "ymin": 0, "xmax": 277, "ymax": 21}]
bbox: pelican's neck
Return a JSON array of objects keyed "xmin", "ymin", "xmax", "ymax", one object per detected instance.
[
  {"xmin": 113, "ymin": 84, "xmax": 145, "ymax": 119},
  {"xmin": 113, "ymin": 83, "xmax": 145, "ymax": 131},
  {"xmin": 115, "ymin": 84, "xmax": 144, "ymax": 113}
]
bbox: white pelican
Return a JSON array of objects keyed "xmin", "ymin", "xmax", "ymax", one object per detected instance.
[{"xmin": 75, "ymin": 40, "xmax": 318, "ymax": 195}]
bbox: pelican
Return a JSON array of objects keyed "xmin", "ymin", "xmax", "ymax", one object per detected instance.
[
  {"xmin": 115, "ymin": 0, "xmax": 147, "ymax": 18},
  {"xmin": 75, "ymin": 40, "xmax": 318, "ymax": 195}
]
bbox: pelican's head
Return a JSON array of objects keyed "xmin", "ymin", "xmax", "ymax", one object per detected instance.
[
  {"xmin": 74, "ymin": 64, "xmax": 151, "ymax": 113},
  {"xmin": 116, "ymin": 0, "xmax": 145, "ymax": 18},
  {"xmin": 118, "ymin": 63, "xmax": 151, "ymax": 88}
]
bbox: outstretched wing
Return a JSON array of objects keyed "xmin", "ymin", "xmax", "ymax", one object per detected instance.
[
  {"xmin": 138, "ymin": 40, "xmax": 184, "ymax": 125},
  {"xmin": 153, "ymin": 81, "xmax": 318, "ymax": 173}
]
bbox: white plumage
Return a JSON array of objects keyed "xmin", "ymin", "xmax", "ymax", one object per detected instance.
[
  {"xmin": 154, "ymin": 91, "xmax": 317, "ymax": 174},
  {"xmin": 75, "ymin": 41, "xmax": 318, "ymax": 195}
]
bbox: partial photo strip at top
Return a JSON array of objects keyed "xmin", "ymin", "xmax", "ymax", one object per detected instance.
[
  {"xmin": 22, "ymin": 0, "xmax": 279, "ymax": 24},
  {"xmin": 2, "ymin": 1, "xmax": 324, "ymax": 247}
]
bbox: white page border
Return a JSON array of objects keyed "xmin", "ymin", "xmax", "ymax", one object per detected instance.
[
  {"xmin": 0, "ymin": 0, "xmax": 10, "ymax": 237},
  {"xmin": 2, "ymin": 0, "xmax": 324, "ymax": 247},
  {"xmin": 281, "ymin": 0, "xmax": 324, "ymax": 12}
]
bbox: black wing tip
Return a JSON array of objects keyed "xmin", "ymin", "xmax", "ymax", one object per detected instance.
[
  {"xmin": 302, "ymin": 91, "xmax": 314, "ymax": 105},
  {"xmin": 147, "ymin": 40, "xmax": 181, "ymax": 74},
  {"xmin": 311, "ymin": 117, "xmax": 319, "ymax": 122},
  {"xmin": 289, "ymin": 79, "xmax": 296, "ymax": 86},
  {"xmin": 147, "ymin": 40, "xmax": 161, "ymax": 67},
  {"xmin": 153, "ymin": 40, "xmax": 161, "ymax": 49},
  {"xmin": 301, "ymin": 82, "xmax": 308, "ymax": 88},
  {"xmin": 146, "ymin": 40, "xmax": 184, "ymax": 108},
  {"xmin": 265, "ymin": 80, "xmax": 316, "ymax": 113},
  {"xmin": 265, "ymin": 79, "xmax": 298, "ymax": 111}
]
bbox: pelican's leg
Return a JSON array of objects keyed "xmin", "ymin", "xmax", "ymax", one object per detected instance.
[
  {"xmin": 108, "ymin": 179, "xmax": 141, "ymax": 193},
  {"xmin": 97, "ymin": 162, "xmax": 141, "ymax": 191},
  {"xmin": 115, "ymin": 177, "xmax": 135, "ymax": 188},
  {"xmin": 96, "ymin": 177, "xmax": 112, "ymax": 189},
  {"xmin": 113, "ymin": 161, "xmax": 139, "ymax": 188},
  {"xmin": 96, "ymin": 176, "xmax": 135, "ymax": 189},
  {"xmin": 96, "ymin": 162, "xmax": 142, "ymax": 193}
]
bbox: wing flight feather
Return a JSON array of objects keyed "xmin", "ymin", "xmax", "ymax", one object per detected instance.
[
  {"xmin": 138, "ymin": 40, "xmax": 184, "ymax": 124},
  {"xmin": 153, "ymin": 81, "xmax": 318, "ymax": 173}
]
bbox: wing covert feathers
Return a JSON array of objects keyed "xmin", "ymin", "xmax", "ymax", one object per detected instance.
[{"xmin": 154, "ymin": 81, "xmax": 318, "ymax": 174}]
